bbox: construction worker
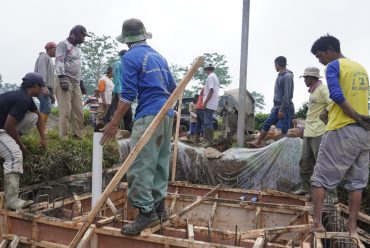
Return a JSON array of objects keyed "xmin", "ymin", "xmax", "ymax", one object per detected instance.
[
  {"xmin": 96, "ymin": 67, "xmax": 114, "ymax": 128},
  {"xmin": 103, "ymin": 50, "xmax": 133, "ymax": 132},
  {"xmin": 54, "ymin": 25, "xmax": 90, "ymax": 139},
  {"xmin": 0, "ymin": 73, "xmax": 47, "ymax": 210},
  {"xmin": 34, "ymin": 41, "xmax": 57, "ymax": 125},
  {"xmin": 202, "ymin": 63, "xmax": 220, "ymax": 146},
  {"xmin": 101, "ymin": 18, "xmax": 176, "ymax": 236},
  {"xmin": 310, "ymin": 35, "xmax": 370, "ymax": 236},
  {"xmin": 255, "ymin": 56, "xmax": 294, "ymax": 146},
  {"xmin": 293, "ymin": 67, "xmax": 337, "ymax": 201},
  {"xmin": 189, "ymin": 94, "xmax": 198, "ymax": 142},
  {"xmin": 194, "ymin": 88, "xmax": 204, "ymax": 142}
]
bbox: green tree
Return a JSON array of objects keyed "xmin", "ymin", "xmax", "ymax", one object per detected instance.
[
  {"xmin": 0, "ymin": 73, "xmax": 18, "ymax": 92},
  {"xmin": 295, "ymin": 102, "xmax": 309, "ymax": 118},
  {"xmin": 80, "ymin": 33, "xmax": 119, "ymax": 95},
  {"xmin": 250, "ymin": 91, "xmax": 265, "ymax": 112},
  {"xmin": 170, "ymin": 53, "xmax": 232, "ymax": 98}
]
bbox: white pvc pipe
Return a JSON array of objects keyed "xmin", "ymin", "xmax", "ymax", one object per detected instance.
[{"xmin": 92, "ymin": 132, "xmax": 103, "ymax": 208}]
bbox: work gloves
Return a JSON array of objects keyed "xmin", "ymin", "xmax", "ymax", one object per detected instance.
[
  {"xmin": 80, "ymin": 80, "xmax": 87, "ymax": 94},
  {"xmin": 58, "ymin": 76, "xmax": 69, "ymax": 91}
]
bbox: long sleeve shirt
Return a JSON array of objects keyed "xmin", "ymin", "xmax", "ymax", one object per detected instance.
[
  {"xmin": 34, "ymin": 52, "xmax": 55, "ymax": 89},
  {"xmin": 112, "ymin": 59, "xmax": 122, "ymax": 94},
  {"xmin": 120, "ymin": 44, "xmax": 176, "ymax": 120},
  {"xmin": 273, "ymin": 70, "xmax": 294, "ymax": 112},
  {"xmin": 55, "ymin": 40, "xmax": 82, "ymax": 81}
]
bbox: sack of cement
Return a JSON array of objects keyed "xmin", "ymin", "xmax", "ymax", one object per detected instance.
[{"xmin": 118, "ymin": 137, "xmax": 303, "ymax": 192}]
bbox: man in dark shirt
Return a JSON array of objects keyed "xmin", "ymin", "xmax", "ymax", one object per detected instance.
[
  {"xmin": 0, "ymin": 72, "xmax": 46, "ymax": 210},
  {"xmin": 255, "ymin": 56, "xmax": 294, "ymax": 146}
]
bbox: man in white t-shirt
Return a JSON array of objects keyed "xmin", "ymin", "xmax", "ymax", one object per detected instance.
[
  {"xmin": 202, "ymin": 62, "xmax": 220, "ymax": 146},
  {"xmin": 96, "ymin": 67, "xmax": 114, "ymax": 128}
]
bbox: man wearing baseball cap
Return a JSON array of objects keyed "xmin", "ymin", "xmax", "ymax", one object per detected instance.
[
  {"xmin": 255, "ymin": 56, "xmax": 294, "ymax": 146},
  {"xmin": 34, "ymin": 41, "xmax": 57, "ymax": 126},
  {"xmin": 0, "ymin": 72, "xmax": 47, "ymax": 210},
  {"xmin": 101, "ymin": 18, "xmax": 176, "ymax": 236},
  {"xmin": 55, "ymin": 25, "xmax": 90, "ymax": 139},
  {"xmin": 293, "ymin": 67, "xmax": 337, "ymax": 201}
]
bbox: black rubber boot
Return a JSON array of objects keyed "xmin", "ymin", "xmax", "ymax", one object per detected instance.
[
  {"xmin": 155, "ymin": 199, "xmax": 169, "ymax": 221},
  {"xmin": 121, "ymin": 209, "xmax": 160, "ymax": 236}
]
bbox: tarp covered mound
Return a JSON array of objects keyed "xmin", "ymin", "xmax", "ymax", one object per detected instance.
[{"xmin": 118, "ymin": 137, "xmax": 303, "ymax": 192}]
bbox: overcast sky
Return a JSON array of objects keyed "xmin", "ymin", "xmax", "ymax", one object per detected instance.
[{"xmin": 1, "ymin": 0, "xmax": 370, "ymax": 112}]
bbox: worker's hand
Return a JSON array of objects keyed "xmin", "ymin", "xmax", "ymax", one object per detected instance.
[
  {"xmin": 278, "ymin": 111, "xmax": 284, "ymax": 119},
  {"xmin": 100, "ymin": 122, "xmax": 119, "ymax": 145},
  {"xmin": 50, "ymin": 95, "xmax": 56, "ymax": 105},
  {"xmin": 59, "ymin": 76, "xmax": 69, "ymax": 91},
  {"xmin": 42, "ymin": 87, "xmax": 49, "ymax": 96},
  {"xmin": 357, "ymin": 114, "xmax": 370, "ymax": 130},
  {"xmin": 319, "ymin": 110, "xmax": 328, "ymax": 124},
  {"xmin": 203, "ymin": 102, "xmax": 207, "ymax": 109}
]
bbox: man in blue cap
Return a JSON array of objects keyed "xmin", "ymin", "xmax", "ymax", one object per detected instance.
[
  {"xmin": 0, "ymin": 72, "xmax": 46, "ymax": 210},
  {"xmin": 101, "ymin": 18, "xmax": 176, "ymax": 236}
]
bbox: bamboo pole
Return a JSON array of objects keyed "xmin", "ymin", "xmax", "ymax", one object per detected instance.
[
  {"xmin": 69, "ymin": 56, "xmax": 204, "ymax": 248},
  {"xmin": 171, "ymin": 94, "xmax": 183, "ymax": 181}
]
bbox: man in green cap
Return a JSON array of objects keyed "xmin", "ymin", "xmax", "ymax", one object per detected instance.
[{"xmin": 101, "ymin": 18, "xmax": 176, "ymax": 236}]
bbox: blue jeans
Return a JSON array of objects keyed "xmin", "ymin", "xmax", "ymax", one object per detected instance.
[
  {"xmin": 261, "ymin": 106, "xmax": 292, "ymax": 134},
  {"xmin": 203, "ymin": 108, "xmax": 215, "ymax": 129},
  {"xmin": 38, "ymin": 93, "xmax": 52, "ymax": 115},
  {"xmin": 196, "ymin": 109, "xmax": 204, "ymax": 135},
  {"xmin": 189, "ymin": 122, "xmax": 196, "ymax": 135}
]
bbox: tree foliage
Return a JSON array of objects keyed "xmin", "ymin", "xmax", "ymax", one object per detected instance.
[
  {"xmin": 295, "ymin": 102, "xmax": 309, "ymax": 119},
  {"xmin": 0, "ymin": 73, "xmax": 18, "ymax": 93},
  {"xmin": 170, "ymin": 53, "xmax": 232, "ymax": 97},
  {"xmin": 80, "ymin": 33, "xmax": 119, "ymax": 95},
  {"xmin": 250, "ymin": 91, "xmax": 265, "ymax": 112}
]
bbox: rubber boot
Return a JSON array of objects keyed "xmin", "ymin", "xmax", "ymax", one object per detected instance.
[
  {"xmin": 4, "ymin": 173, "xmax": 33, "ymax": 210},
  {"xmin": 293, "ymin": 173, "xmax": 311, "ymax": 196},
  {"xmin": 121, "ymin": 209, "xmax": 160, "ymax": 236},
  {"xmin": 201, "ymin": 128, "xmax": 214, "ymax": 147},
  {"xmin": 155, "ymin": 199, "xmax": 169, "ymax": 221}
]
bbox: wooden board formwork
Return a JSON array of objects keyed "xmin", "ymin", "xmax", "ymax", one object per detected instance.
[{"xmin": 0, "ymin": 181, "xmax": 316, "ymax": 247}]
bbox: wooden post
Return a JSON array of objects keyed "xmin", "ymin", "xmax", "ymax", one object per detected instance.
[
  {"xmin": 171, "ymin": 94, "xmax": 183, "ymax": 182},
  {"xmin": 69, "ymin": 56, "xmax": 204, "ymax": 248}
]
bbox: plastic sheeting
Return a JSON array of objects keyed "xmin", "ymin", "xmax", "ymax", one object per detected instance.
[{"xmin": 118, "ymin": 137, "xmax": 303, "ymax": 192}]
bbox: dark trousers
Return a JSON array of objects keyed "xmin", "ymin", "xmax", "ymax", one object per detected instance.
[
  {"xmin": 104, "ymin": 93, "xmax": 133, "ymax": 132},
  {"xmin": 195, "ymin": 109, "xmax": 204, "ymax": 135}
]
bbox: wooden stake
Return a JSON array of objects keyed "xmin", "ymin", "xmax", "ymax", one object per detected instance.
[
  {"xmin": 9, "ymin": 235, "xmax": 20, "ymax": 248},
  {"xmin": 171, "ymin": 94, "xmax": 183, "ymax": 182},
  {"xmin": 77, "ymin": 226, "xmax": 95, "ymax": 248},
  {"xmin": 69, "ymin": 56, "xmax": 204, "ymax": 248}
]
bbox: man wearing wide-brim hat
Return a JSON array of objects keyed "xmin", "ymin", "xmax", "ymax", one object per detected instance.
[
  {"xmin": 293, "ymin": 67, "xmax": 337, "ymax": 201},
  {"xmin": 101, "ymin": 18, "xmax": 176, "ymax": 236}
]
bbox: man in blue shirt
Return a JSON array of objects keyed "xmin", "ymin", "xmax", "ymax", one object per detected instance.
[{"xmin": 101, "ymin": 18, "xmax": 176, "ymax": 236}]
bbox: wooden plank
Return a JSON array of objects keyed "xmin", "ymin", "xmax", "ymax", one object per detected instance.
[
  {"xmin": 269, "ymin": 212, "xmax": 303, "ymax": 242},
  {"xmin": 10, "ymin": 235, "xmax": 20, "ymax": 248},
  {"xmin": 187, "ymin": 224, "xmax": 194, "ymax": 242},
  {"xmin": 96, "ymin": 213, "xmax": 122, "ymax": 228},
  {"xmin": 171, "ymin": 94, "xmax": 183, "ymax": 182},
  {"xmin": 141, "ymin": 184, "xmax": 220, "ymax": 236},
  {"xmin": 106, "ymin": 198, "xmax": 118, "ymax": 214},
  {"xmin": 0, "ymin": 239, "xmax": 9, "ymax": 248},
  {"xmin": 241, "ymin": 224, "xmax": 312, "ymax": 240},
  {"xmin": 169, "ymin": 187, "xmax": 179, "ymax": 215},
  {"xmin": 209, "ymin": 193, "xmax": 218, "ymax": 228},
  {"xmin": 73, "ymin": 192, "xmax": 82, "ymax": 216},
  {"xmin": 69, "ymin": 56, "xmax": 204, "ymax": 248},
  {"xmin": 302, "ymin": 241, "xmax": 310, "ymax": 248},
  {"xmin": 3, "ymin": 234, "xmax": 68, "ymax": 248},
  {"xmin": 77, "ymin": 226, "xmax": 95, "ymax": 248},
  {"xmin": 255, "ymin": 207, "xmax": 262, "ymax": 229},
  {"xmin": 339, "ymin": 203, "xmax": 370, "ymax": 225},
  {"xmin": 252, "ymin": 236, "xmax": 264, "ymax": 248}
]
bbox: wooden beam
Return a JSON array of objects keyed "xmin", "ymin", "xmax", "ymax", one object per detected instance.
[
  {"xmin": 9, "ymin": 235, "xmax": 20, "ymax": 248},
  {"xmin": 169, "ymin": 187, "xmax": 179, "ymax": 215},
  {"xmin": 171, "ymin": 94, "xmax": 183, "ymax": 182},
  {"xmin": 209, "ymin": 193, "xmax": 218, "ymax": 228},
  {"xmin": 106, "ymin": 198, "xmax": 118, "ymax": 214},
  {"xmin": 187, "ymin": 223, "xmax": 194, "ymax": 242},
  {"xmin": 339, "ymin": 203, "xmax": 370, "ymax": 225},
  {"xmin": 0, "ymin": 240, "xmax": 9, "ymax": 248},
  {"xmin": 241, "ymin": 224, "xmax": 312, "ymax": 240},
  {"xmin": 255, "ymin": 207, "xmax": 262, "ymax": 229},
  {"xmin": 77, "ymin": 226, "xmax": 95, "ymax": 248},
  {"xmin": 96, "ymin": 213, "xmax": 122, "ymax": 228},
  {"xmin": 252, "ymin": 236, "xmax": 264, "ymax": 248},
  {"xmin": 141, "ymin": 184, "xmax": 220, "ymax": 236},
  {"xmin": 69, "ymin": 56, "xmax": 204, "ymax": 248}
]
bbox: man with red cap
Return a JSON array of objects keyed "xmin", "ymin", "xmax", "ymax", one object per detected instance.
[
  {"xmin": 0, "ymin": 73, "xmax": 47, "ymax": 210},
  {"xmin": 34, "ymin": 41, "xmax": 57, "ymax": 126},
  {"xmin": 55, "ymin": 25, "xmax": 91, "ymax": 139}
]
